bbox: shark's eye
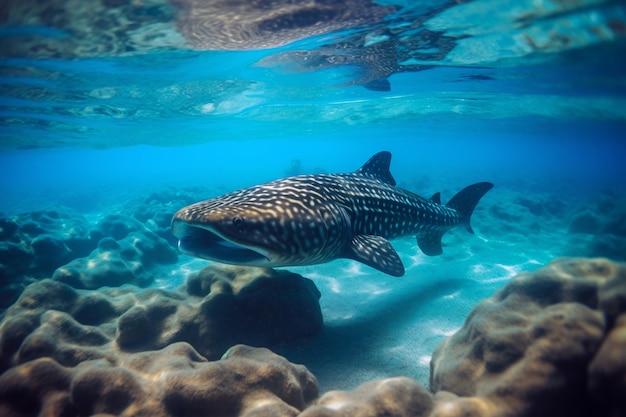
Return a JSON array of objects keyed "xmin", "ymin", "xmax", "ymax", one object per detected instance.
[{"xmin": 232, "ymin": 217, "xmax": 245, "ymax": 228}]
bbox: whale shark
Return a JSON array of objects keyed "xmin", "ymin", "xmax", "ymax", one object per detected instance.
[{"xmin": 171, "ymin": 151, "xmax": 493, "ymax": 276}]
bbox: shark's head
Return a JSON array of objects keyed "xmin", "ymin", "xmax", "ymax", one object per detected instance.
[
  {"xmin": 171, "ymin": 181, "xmax": 347, "ymax": 267},
  {"xmin": 172, "ymin": 202, "xmax": 275, "ymax": 266}
]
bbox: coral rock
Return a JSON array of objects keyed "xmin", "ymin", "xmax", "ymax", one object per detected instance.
[
  {"xmin": 0, "ymin": 207, "xmax": 99, "ymax": 307},
  {"xmin": 0, "ymin": 207, "xmax": 187, "ymax": 308},
  {"xmin": 52, "ymin": 229, "xmax": 177, "ymax": 289},
  {"xmin": 300, "ymin": 377, "xmax": 433, "ymax": 417},
  {"xmin": 0, "ymin": 265, "xmax": 323, "ymax": 374},
  {"xmin": 0, "ymin": 343, "xmax": 318, "ymax": 417},
  {"xmin": 430, "ymin": 257, "xmax": 626, "ymax": 417},
  {"xmin": 569, "ymin": 211, "xmax": 601, "ymax": 234}
]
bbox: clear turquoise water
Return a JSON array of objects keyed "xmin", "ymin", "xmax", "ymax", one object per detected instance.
[{"xmin": 1, "ymin": 0, "xmax": 626, "ymax": 391}]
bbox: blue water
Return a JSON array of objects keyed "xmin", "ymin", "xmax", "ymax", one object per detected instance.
[
  {"xmin": 1, "ymin": 0, "xmax": 626, "ymax": 396},
  {"xmin": 1, "ymin": 124, "xmax": 624, "ymax": 214}
]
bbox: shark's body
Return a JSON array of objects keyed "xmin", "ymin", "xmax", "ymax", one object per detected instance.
[{"xmin": 172, "ymin": 152, "xmax": 493, "ymax": 276}]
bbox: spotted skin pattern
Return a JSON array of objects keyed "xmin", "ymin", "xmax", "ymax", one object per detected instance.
[{"xmin": 172, "ymin": 152, "xmax": 493, "ymax": 276}]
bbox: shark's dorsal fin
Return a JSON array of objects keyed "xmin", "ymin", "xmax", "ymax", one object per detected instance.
[
  {"xmin": 343, "ymin": 234, "xmax": 405, "ymax": 277},
  {"xmin": 355, "ymin": 151, "xmax": 396, "ymax": 186},
  {"xmin": 430, "ymin": 192, "xmax": 441, "ymax": 205}
]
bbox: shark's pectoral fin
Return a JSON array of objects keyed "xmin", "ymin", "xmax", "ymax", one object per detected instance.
[
  {"xmin": 417, "ymin": 231, "xmax": 444, "ymax": 256},
  {"xmin": 344, "ymin": 234, "xmax": 405, "ymax": 277}
]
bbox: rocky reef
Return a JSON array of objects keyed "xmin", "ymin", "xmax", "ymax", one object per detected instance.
[
  {"xmin": 0, "ymin": 264, "xmax": 322, "ymax": 372},
  {"xmin": 0, "ymin": 208, "xmax": 177, "ymax": 308},
  {"xmin": 429, "ymin": 257, "xmax": 625, "ymax": 417},
  {"xmin": 0, "ymin": 257, "xmax": 623, "ymax": 417},
  {"xmin": 0, "ymin": 188, "xmax": 203, "ymax": 308},
  {"xmin": 0, "ymin": 343, "xmax": 318, "ymax": 417}
]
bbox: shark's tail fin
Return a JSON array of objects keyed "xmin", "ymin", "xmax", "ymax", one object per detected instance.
[{"xmin": 446, "ymin": 182, "xmax": 494, "ymax": 233}]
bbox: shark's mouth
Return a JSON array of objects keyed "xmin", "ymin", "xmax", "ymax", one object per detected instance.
[{"xmin": 172, "ymin": 220, "xmax": 269, "ymax": 264}]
